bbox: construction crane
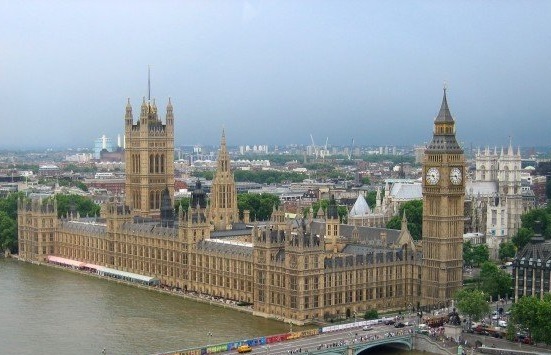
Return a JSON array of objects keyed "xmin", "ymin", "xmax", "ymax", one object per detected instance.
[
  {"xmin": 310, "ymin": 134, "xmax": 319, "ymax": 158},
  {"xmin": 321, "ymin": 137, "xmax": 329, "ymax": 161}
]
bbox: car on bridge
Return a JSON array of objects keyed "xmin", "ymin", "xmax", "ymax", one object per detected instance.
[{"xmin": 237, "ymin": 345, "xmax": 252, "ymax": 353}]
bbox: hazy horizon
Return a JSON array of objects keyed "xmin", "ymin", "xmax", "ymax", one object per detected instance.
[{"xmin": 1, "ymin": 1, "xmax": 549, "ymax": 150}]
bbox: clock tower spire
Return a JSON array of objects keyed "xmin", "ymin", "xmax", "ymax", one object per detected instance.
[{"xmin": 421, "ymin": 87, "xmax": 465, "ymax": 308}]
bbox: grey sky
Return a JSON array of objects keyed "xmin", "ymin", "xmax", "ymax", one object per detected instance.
[{"xmin": 1, "ymin": 1, "xmax": 549, "ymax": 150}]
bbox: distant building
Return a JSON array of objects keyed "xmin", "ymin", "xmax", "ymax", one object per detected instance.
[
  {"xmin": 465, "ymin": 143, "xmax": 535, "ymax": 259},
  {"xmin": 513, "ymin": 223, "xmax": 551, "ymax": 302},
  {"xmin": 94, "ymin": 135, "xmax": 114, "ymax": 159},
  {"xmin": 38, "ymin": 164, "xmax": 61, "ymax": 177},
  {"xmin": 348, "ymin": 189, "xmax": 387, "ymax": 228}
]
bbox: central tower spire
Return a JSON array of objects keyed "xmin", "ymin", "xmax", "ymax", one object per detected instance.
[{"xmin": 208, "ymin": 129, "xmax": 239, "ymax": 230}]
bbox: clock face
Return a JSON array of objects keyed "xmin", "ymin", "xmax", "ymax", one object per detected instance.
[
  {"xmin": 426, "ymin": 167, "xmax": 440, "ymax": 185},
  {"xmin": 450, "ymin": 167, "xmax": 462, "ymax": 185}
]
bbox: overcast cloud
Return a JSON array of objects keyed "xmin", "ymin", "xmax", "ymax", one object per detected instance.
[{"xmin": 0, "ymin": 1, "xmax": 549, "ymax": 149}]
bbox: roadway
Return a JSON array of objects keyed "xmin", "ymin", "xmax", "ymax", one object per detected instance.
[{"xmin": 220, "ymin": 322, "xmax": 413, "ymax": 355}]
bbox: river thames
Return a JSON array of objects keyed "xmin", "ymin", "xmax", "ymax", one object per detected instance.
[{"xmin": 1, "ymin": 258, "xmax": 427, "ymax": 355}]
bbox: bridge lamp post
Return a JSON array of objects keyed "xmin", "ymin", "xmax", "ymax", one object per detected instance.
[{"xmin": 354, "ymin": 311, "xmax": 357, "ymax": 327}]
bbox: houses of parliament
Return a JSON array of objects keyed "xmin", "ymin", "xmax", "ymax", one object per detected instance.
[{"xmin": 17, "ymin": 89, "xmax": 465, "ymax": 325}]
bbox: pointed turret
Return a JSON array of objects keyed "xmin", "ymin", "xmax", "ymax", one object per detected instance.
[
  {"xmin": 435, "ymin": 87, "xmax": 454, "ymax": 123},
  {"xmin": 166, "ymin": 97, "xmax": 174, "ymax": 128},
  {"xmin": 218, "ymin": 129, "xmax": 230, "ymax": 173},
  {"xmin": 125, "ymin": 98, "xmax": 133, "ymax": 126},
  {"xmin": 427, "ymin": 87, "xmax": 462, "ymax": 153},
  {"xmin": 401, "ymin": 210, "xmax": 408, "ymax": 231},
  {"xmin": 508, "ymin": 137, "xmax": 514, "ymax": 156}
]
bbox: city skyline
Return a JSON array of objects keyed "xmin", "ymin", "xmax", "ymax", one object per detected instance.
[{"xmin": 1, "ymin": 1, "xmax": 550, "ymax": 149}]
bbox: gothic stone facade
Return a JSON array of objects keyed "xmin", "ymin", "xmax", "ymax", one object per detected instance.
[{"xmin": 18, "ymin": 92, "xmax": 463, "ymax": 324}]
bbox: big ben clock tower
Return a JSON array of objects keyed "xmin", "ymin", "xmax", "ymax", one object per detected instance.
[{"xmin": 421, "ymin": 88, "xmax": 465, "ymax": 308}]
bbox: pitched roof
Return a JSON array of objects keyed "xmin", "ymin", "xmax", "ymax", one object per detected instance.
[
  {"xmin": 349, "ymin": 194, "xmax": 371, "ymax": 217},
  {"xmin": 466, "ymin": 181, "xmax": 498, "ymax": 196},
  {"xmin": 435, "ymin": 88, "xmax": 454, "ymax": 123},
  {"xmin": 390, "ymin": 182, "xmax": 422, "ymax": 200}
]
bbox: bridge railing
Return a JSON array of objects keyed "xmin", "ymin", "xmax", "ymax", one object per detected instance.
[{"xmin": 150, "ymin": 328, "xmax": 322, "ymax": 355}]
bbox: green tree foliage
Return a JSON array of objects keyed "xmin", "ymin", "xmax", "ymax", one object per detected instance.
[
  {"xmin": 361, "ymin": 176, "xmax": 371, "ymax": 185},
  {"xmin": 192, "ymin": 170, "xmax": 305, "ymax": 184},
  {"xmin": 174, "ymin": 197, "xmax": 191, "ymax": 213},
  {"xmin": 463, "ymin": 241, "xmax": 474, "ymax": 267},
  {"xmin": 0, "ymin": 192, "xmax": 24, "ymax": 253},
  {"xmin": 455, "ymin": 289, "xmax": 490, "ymax": 328},
  {"xmin": 498, "ymin": 241, "xmax": 516, "ymax": 261},
  {"xmin": 0, "ymin": 211, "xmax": 17, "ymax": 253},
  {"xmin": 479, "ymin": 262, "xmax": 512, "ymax": 299},
  {"xmin": 364, "ymin": 309, "xmax": 378, "ymax": 320},
  {"xmin": 0, "ymin": 191, "xmax": 23, "ymax": 220},
  {"xmin": 237, "ymin": 193, "xmax": 280, "ymax": 221},
  {"xmin": 472, "ymin": 244, "xmax": 490, "ymax": 267},
  {"xmin": 366, "ymin": 190, "xmax": 377, "ymax": 209},
  {"xmin": 512, "ymin": 227, "xmax": 534, "ymax": 250},
  {"xmin": 385, "ymin": 200, "xmax": 422, "ymax": 240},
  {"xmin": 463, "ymin": 241, "xmax": 490, "ymax": 267},
  {"xmin": 521, "ymin": 208, "xmax": 551, "ymax": 238},
  {"xmin": 62, "ymin": 164, "xmax": 96, "ymax": 173},
  {"xmin": 510, "ymin": 295, "xmax": 551, "ymax": 344},
  {"xmin": 55, "ymin": 194, "xmax": 100, "ymax": 218},
  {"xmin": 74, "ymin": 181, "xmax": 88, "ymax": 192},
  {"xmin": 511, "ymin": 207, "xmax": 551, "ymax": 250}
]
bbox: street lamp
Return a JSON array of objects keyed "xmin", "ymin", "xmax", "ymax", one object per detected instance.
[{"xmin": 354, "ymin": 311, "xmax": 357, "ymax": 327}]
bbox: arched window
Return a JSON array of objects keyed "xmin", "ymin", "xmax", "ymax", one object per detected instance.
[
  {"xmin": 155, "ymin": 154, "xmax": 160, "ymax": 173},
  {"xmin": 150, "ymin": 154, "xmax": 154, "ymax": 173},
  {"xmin": 160, "ymin": 154, "xmax": 165, "ymax": 173}
]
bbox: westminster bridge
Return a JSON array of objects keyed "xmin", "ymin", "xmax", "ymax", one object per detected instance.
[{"xmin": 152, "ymin": 320, "xmax": 456, "ymax": 355}]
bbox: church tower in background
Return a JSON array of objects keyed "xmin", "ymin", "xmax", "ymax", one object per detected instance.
[
  {"xmin": 124, "ymin": 95, "xmax": 175, "ymax": 219},
  {"xmin": 421, "ymin": 88, "xmax": 465, "ymax": 308},
  {"xmin": 209, "ymin": 130, "xmax": 239, "ymax": 230}
]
